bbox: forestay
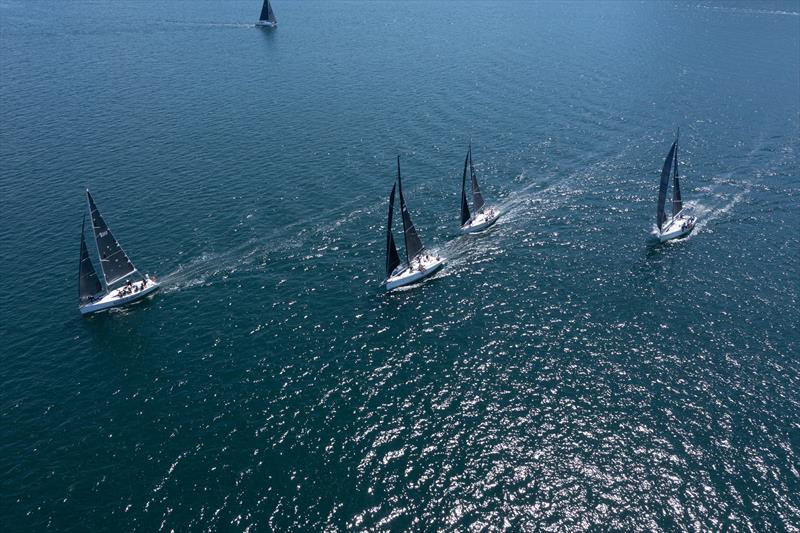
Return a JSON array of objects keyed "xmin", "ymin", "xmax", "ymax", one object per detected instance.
[
  {"xmin": 396, "ymin": 156, "xmax": 425, "ymax": 263},
  {"xmin": 385, "ymin": 184, "xmax": 401, "ymax": 278},
  {"xmin": 86, "ymin": 190, "xmax": 137, "ymax": 286},
  {"xmin": 78, "ymin": 215, "xmax": 103, "ymax": 303},
  {"xmin": 260, "ymin": 0, "xmax": 277, "ymax": 23},
  {"xmin": 657, "ymin": 141, "xmax": 676, "ymax": 231},
  {"xmin": 469, "ymin": 145, "xmax": 485, "ymax": 213},
  {"xmin": 672, "ymin": 129, "xmax": 682, "ymax": 216},
  {"xmin": 460, "ymin": 149, "xmax": 471, "ymax": 225}
]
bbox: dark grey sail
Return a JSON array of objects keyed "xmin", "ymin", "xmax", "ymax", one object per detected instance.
[
  {"xmin": 79, "ymin": 216, "xmax": 103, "ymax": 304},
  {"xmin": 260, "ymin": 0, "xmax": 277, "ymax": 23},
  {"xmin": 468, "ymin": 145, "xmax": 485, "ymax": 213},
  {"xmin": 396, "ymin": 156, "xmax": 425, "ymax": 263},
  {"xmin": 386, "ymin": 184, "xmax": 401, "ymax": 278},
  {"xmin": 657, "ymin": 141, "xmax": 677, "ymax": 231},
  {"xmin": 672, "ymin": 130, "xmax": 683, "ymax": 216},
  {"xmin": 460, "ymin": 149, "xmax": 471, "ymax": 226},
  {"xmin": 86, "ymin": 190, "xmax": 137, "ymax": 286}
]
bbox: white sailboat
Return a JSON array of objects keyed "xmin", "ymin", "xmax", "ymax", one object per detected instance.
[
  {"xmin": 78, "ymin": 190, "xmax": 159, "ymax": 315},
  {"xmin": 255, "ymin": 0, "xmax": 277, "ymax": 27},
  {"xmin": 459, "ymin": 143, "xmax": 500, "ymax": 233},
  {"xmin": 655, "ymin": 129, "xmax": 696, "ymax": 242},
  {"xmin": 384, "ymin": 156, "xmax": 445, "ymax": 291}
]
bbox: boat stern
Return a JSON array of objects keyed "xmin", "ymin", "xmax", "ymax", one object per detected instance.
[
  {"xmin": 460, "ymin": 209, "xmax": 501, "ymax": 234},
  {"xmin": 658, "ymin": 216, "xmax": 696, "ymax": 242},
  {"xmin": 79, "ymin": 278, "xmax": 160, "ymax": 315},
  {"xmin": 386, "ymin": 255, "xmax": 445, "ymax": 291}
]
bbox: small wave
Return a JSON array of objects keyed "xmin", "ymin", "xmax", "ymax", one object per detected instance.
[
  {"xmin": 159, "ymin": 20, "xmax": 257, "ymax": 28},
  {"xmin": 650, "ymin": 179, "xmax": 748, "ymax": 243},
  {"xmin": 690, "ymin": 188, "xmax": 747, "ymax": 233},
  {"xmin": 695, "ymin": 4, "xmax": 799, "ymax": 17},
  {"xmin": 160, "ymin": 242, "xmax": 259, "ymax": 293}
]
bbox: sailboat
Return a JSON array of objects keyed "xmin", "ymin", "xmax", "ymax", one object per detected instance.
[
  {"xmin": 78, "ymin": 190, "xmax": 159, "ymax": 314},
  {"xmin": 384, "ymin": 156, "xmax": 445, "ymax": 291},
  {"xmin": 459, "ymin": 143, "xmax": 500, "ymax": 233},
  {"xmin": 655, "ymin": 129, "xmax": 696, "ymax": 242},
  {"xmin": 255, "ymin": 0, "xmax": 277, "ymax": 27}
]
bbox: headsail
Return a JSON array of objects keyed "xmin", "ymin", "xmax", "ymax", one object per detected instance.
[
  {"xmin": 396, "ymin": 156, "xmax": 425, "ymax": 263},
  {"xmin": 468, "ymin": 145, "xmax": 485, "ymax": 213},
  {"xmin": 672, "ymin": 129, "xmax": 682, "ymax": 216},
  {"xmin": 260, "ymin": 0, "xmax": 277, "ymax": 23},
  {"xmin": 657, "ymin": 141, "xmax": 676, "ymax": 231},
  {"xmin": 460, "ymin": 148, "xmax": 471, "ymax": 226},
  {"xmin": 86, "ymin": 190, "xmax": 137, "ymax": 286},
  {"xmin": 386, "ymin": 184, "xmax": 401, "ymax": 278},
  {"xmin": 79, "ymin": 215, "xmax": 103, "ymax": 303}
]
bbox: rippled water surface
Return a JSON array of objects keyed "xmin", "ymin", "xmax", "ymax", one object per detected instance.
[{"xmin": 2, "ymin": 1, "xmax": 799, "ymax": 530}]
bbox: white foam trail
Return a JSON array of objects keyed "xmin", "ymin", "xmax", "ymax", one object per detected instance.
[
  {"xmin": 695, "ymin": 5, "xmax": 799, "ymax": 17},
  {"xmin": 160, "ymin": 240, "xmax": 261, "ymax": 293},
  {"xmin": 691, "ymin": 189, "xmax": 747, "ymax": 233},
  {"xmin": 657, "ymin": 181, "xmax": 749, "ymax": 243},
  {"xmin": 162, "ymin": 141, "xmax": 668, "ymax": 293},
  {"xmin": 160, "ymin": 20, "xmax": 256, "ymax": 28}
]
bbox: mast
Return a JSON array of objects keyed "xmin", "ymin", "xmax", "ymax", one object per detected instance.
[
  {"xmin": 468, "ymin": 144, "xmax": 485, "ymax": 213},
  {"xmin": 657, "ymin": 141, "xmax": 676, "ymax": 231},
  {"xmin": 260, "ymin": 0, "xmax": 276, "ymax": 23},
  {"xmin": 78, "ymin": 215, "xmax": 103, "ymax": 303},
  {"xmin": 86, "ymin": 190, "xmax": 138, "ymax": 286},
  {"xmin": 396, "ymin": 156, "xmax": 425, "ymax": 263},
  {"xmin": 460, "ymin": 148, "xmax": 471, "ymax": 226},
  {"xmin": 385, "ymin": 184, "xmax": 401, "ymax": 278},
  {"xmin": 672, "ymin": 128, "xmax": 683, "ymax": 216},
  {"xmin": 259, "ymin": 0, "xmax": 270, "ymax": 22}
]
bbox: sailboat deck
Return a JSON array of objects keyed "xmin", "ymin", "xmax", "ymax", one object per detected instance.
[
  {"xmin": 659, "ymin": 214, "xmax": 696, "ymax": 242},
  {"xmin": 386, "ymin": 254, "xmax": 444, "ymax": 290},
  {"xmin": 80, "ymin": 279, "xmax": 160, "ymax": 314},
  {"xmin": 461, "ymin": 208, "xmax": 501, "ymax": 233}
]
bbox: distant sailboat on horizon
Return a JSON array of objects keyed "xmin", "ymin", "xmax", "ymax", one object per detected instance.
[
  {"xmin": 459, "ymin": 143, "xmax": 500, "ymax": 233},
  {"xmin": 255, "ymin": 0, "xmax": 277, "ymax": 27},
  {"xmin": 655, "ymin": 129, "xmax": 696, "ymax": 242},
  {"xmin": 78, "ymin": 190, "xmax": 159, "ymax": 314},
  {"xmin": 384, "ymin": 156, "xmax": 445, "ymax": 291}
]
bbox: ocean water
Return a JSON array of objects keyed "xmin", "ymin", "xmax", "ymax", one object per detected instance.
[{"xmin": 1, "ymin": 0, "xmax": 799, "ymax": 530}]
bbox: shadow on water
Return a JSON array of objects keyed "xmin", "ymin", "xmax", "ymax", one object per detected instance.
[
  {"xmin": 79, "ymin": 296, "xmax": 160, "ymax": 353},
  {"xmin": 643, "ymin": 231, "xmax": 693, "ymax": 261},
  {"xmin": 257, "ymin": 25, "xmax": 278, "ymax": 44},
  {"xmin": 635, "ymin": 232, "xmax": 688, "ymax": 282}
]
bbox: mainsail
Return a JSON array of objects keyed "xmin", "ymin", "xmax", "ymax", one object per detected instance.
[
  {"xmin": 468, "ymin": 145, "xmax": 485, "ymax": 213},
  {"xmin": 79, "ymin": 215, "xmax": 103, "ymax": 303},
  {"xmin": 672, "ymin": 129, "xmax": 682, "ymax": 216},
  {"xmin": 460, "ymin": 149, "xmax": 471, "ymax": 225},
  {"xmin": 86, "ymin": 190, "xmax": 137, "ymax": 286},
  {"xmin": 386, "ymin": 184, "xmax": 401, "ymax": 278},
  {"xmin": 259, "ymin": 0, "xmax": 277, "ymax": 23},
  {"xmin": 657, "ymin": 141, "xmax": 676, "ymax": 231},
  {"xmin": 396, "ymin": 156, "xmax": 425, "ymax": 263}
]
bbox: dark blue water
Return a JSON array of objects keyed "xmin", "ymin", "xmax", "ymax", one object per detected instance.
[{"xmin": 2, "ymin": 1, "xmax": 799, "ymax": 530}]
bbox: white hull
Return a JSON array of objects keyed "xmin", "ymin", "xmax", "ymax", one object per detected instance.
[
  {"xmin": 461, "ymin": 208, "xmax": 500, "ymax": 234},
  {"xmin": 658, "ymin": 214, "xmax": 696, "ymax": 242},
  {"xmin": 80, "ymin": 279, "xmax": 160, "ymax": 315},
  {"xmin": 255, "ymin": 21, "xmax": 276, "ymax": 27},
  {"xmin": 386, "ymin": 255, "xmax": 444, "ymax": 290}
]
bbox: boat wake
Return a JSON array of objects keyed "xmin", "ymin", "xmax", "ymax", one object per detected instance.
[
  {"xmin": 656, "ymin": 179, "xmax": 749, "ymax": 243},
  {"xmin": 689, "ymin": 189, "xmax": 747, "ymax": 233},
  {"xmin": 163, "ymin": 142, "xmax": 692, "ymax": 292},
  {"xmin": 160, "ymin": 20, "xmax": 257, "ymax": 29},
  {"xmin": 160, "ymin": 241, "xmax": 262, "ymax": 294},
  {"xmin": 695, "ymin": 4, "xmax": 799, "ymax": 17},
  {"xmin": 430, "ymin": 171, "xmax": 570, "ymax": 278}
]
